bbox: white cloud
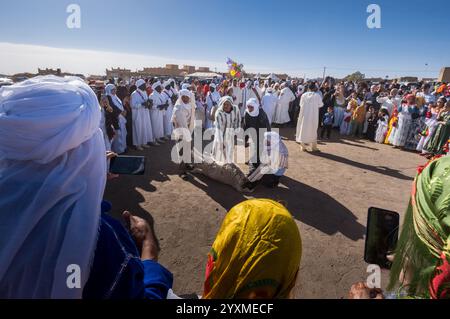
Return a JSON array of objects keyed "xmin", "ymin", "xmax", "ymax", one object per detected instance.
[{"xmin": 0, "ymin": 42, "xmax": 278, "ymax": 76}]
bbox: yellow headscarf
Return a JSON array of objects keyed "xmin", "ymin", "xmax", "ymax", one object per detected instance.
[{"xmin": 203, "ymin": 199, "xmax": 302, "ymax": 299}]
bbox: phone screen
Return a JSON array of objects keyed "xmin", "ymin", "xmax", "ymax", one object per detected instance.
[
  {"xmin": 364, "ymin": 207, "xmax": 400, "ymax": 269},
  {"xmin": 109, "ymin": 156, "xmax": 146, "ymax": 175}
]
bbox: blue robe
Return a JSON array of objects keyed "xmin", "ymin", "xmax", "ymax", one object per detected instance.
[{"xmin": 82, "ymin": 212, "xmax": 173, "ymax": 299}]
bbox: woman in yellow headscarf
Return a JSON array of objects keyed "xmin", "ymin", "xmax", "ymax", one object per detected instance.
[{"xmin": 203, "ymin": 199, "xmax": 302, "ymax": 299}]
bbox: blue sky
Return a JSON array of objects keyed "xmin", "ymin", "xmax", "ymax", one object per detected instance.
[{"xmin": 1, "ymin": 0, "xmax": 449, "ymax": 78}]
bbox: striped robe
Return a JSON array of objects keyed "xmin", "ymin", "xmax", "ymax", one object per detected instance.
[{"xmin": 211, "ymin": 105, "xmax": 242, "ymax": 163}]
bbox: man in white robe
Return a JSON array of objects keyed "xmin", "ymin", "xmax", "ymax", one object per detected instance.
[
  {"xmin": 252, "ymin": 80, "xmax": 263, "ymax": 105},
  {"xmin": 171, "ymin": 89, "xmax": 196, "ymax": 177},
  {"xmin": 168, "ymin": 78, "xmax": 179, "ymax": 95},
  {"xmin": 161, "ymin": 81, "xmax": 176, "ymax": 139},
  {"xmin": 261, "ymin": 80, "xmax": 270, "ymax": 96},
  {"xmin": 172, "ymin": 89, "xmax": 195, "ymax": 134},
  {"xmin": 149, "ymin": 81, "xmax": 169, "ymax": 143},
  {"xmin": 376, "ymin": 89, "xmax": 401, "ymax": 116},
  {"xmin": 274, "ymin": 83, "xmax": 295, "ymax": 125},
  {"xmin": 130, "ymin": 79, "xmax": 154, "ymax": 150},
  {"xmin": 184, "ymin": 83, "xmax": 200, "ymax": 129},
  {"xmin": 205, "ymin": 83, "xmax": 221, "ymax": 129},
  {"xmin": 240, "ymin": 81, "xmax": 257, "ymax": 117},
  {"xmin": 261, "ymin": 88, "xmax": 278, "ymax": 125},
  {"xmin": 296, "ymin": 82, "xmax": 324, "ymax": 152},
  {"xmin": 212, "ymin": 96, "xmax": 242, "ymax": 164},
  {"xmin": 230, "ymin": 78, "xmax": 243, "ymax": 112},
  {"xmin": 105, "ymin": 84, "xmax": 127, "ymax": 154}
]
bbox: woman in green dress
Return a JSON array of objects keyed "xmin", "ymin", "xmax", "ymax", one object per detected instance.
[{"xmin": 423, "ymin": 99, "xmax": 450, "ymax": 156}]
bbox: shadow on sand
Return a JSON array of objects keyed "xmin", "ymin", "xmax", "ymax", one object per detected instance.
[
  {"xmin": 308, "ymin": 151, "xmax": 413, "ymax": 181},
  {"xmin": 186, "ymin": 172, "xmax": 366, "ymax": 242},
  {"xmin": 105, "ymin": 139, "xmax": 366, "ymax": 243}
]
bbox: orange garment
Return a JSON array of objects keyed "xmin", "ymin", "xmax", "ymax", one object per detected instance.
[
  {"xmin": 352, "ymin": 105, "xmax": 366, "ymax": 123},
  {"xmin": 384, "ymin": 108, "xmax": 399, "ymax": 144}
]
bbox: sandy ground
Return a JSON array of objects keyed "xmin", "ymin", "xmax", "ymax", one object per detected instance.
[{"xmin": 104, "ymin": 127, "xmax": 424, "ymax": 299}]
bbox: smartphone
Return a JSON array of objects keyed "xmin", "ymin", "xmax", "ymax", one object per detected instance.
[
  {"xmin": 109, "ymin": 156, "xmax": 146, "ymax": 175},
  {"xmin": 364, "ymin": 207, "xmax": 400, "ymax": 269}
]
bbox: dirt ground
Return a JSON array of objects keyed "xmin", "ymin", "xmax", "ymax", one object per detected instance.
[{"xmin": 104, "ymin": 127, "xmax": 424, "ymax": 299}]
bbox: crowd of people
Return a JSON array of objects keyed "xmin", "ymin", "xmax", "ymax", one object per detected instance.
[
  {"xmin": 1, "ymin": 74, "xmax": 450, "ymax": 300},
  {"xmin": 95, "ymin": 76, "xmax": 296, "ymax": 189},
  {"xmin": 316, "ymin": 79, "xmax": 450, "ymax": 157},
  {"xmin": 95, "ymin": 76, "xmax": 450, "ymax": 163}
]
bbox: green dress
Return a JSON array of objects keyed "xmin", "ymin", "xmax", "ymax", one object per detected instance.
[{"xmin": 423, "ymin": 111, "xmax": 450, "ymax": 155}]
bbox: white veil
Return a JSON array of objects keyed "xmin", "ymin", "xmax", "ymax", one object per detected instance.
[{"xmin": 0, "ymin": 76, "xmax": 106, "ymax": 298}]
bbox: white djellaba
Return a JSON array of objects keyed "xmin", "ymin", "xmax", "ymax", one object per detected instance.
[
  {"xmin": 130, "ymin": 79, "xmax": 154, "ymax": 149},
  {"xmin": 296, "ymin": 86, "xmax": 324, "ymax": 151}
]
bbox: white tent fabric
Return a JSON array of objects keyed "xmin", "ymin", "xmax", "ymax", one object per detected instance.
[{"xmin": 186, "ymin": 72, "xmax": 223, "ymax": 79}]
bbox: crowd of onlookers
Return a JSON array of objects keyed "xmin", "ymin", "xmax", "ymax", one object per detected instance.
[
  {"xmin": 317, "ymin": 78, "xmax": 450, "ymax": 157},
  {"xmin": 91, "ymin": 76, "xmax": 450, "ymax": 159}
]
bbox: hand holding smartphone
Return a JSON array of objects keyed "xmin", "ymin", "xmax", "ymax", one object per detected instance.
[{"xmin": 364, "ymin": 207, "xmax": 399, "ymax": 269}]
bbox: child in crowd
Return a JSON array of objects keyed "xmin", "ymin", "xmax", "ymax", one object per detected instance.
[
  {"xmin": 365, "ymin": 105, "xmax": 378, "ymax": 141},
  {"xmin": 321, "ymin": 106, "xmax": 334, "ymax": 139},
  {"xmin": 385, "ymin": 107, "xmax": 399, "ymax": 145},
  {"xmin": 340, "ymin": 100, "xmax": 355, "ymax": 135},
  {"xmin": 417, "ymin": 102, "xmax": 441, "ymax": 153},
  {"xmin": 375, "ymin": 108, "xmax": 390, "ymax": 143},
  {"xmin": 351, "ymin": 101, "xmax": 366, "ymax": 138},
  {"xmin": 392, "ymin": 94, "xmax": 416, "ymax": 148},
  {"xmin": 423, "ymin": 99, "xmax": 450, "ymax": 156}
]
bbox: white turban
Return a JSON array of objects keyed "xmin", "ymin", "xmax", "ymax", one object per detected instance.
[
  {"xmin": 174, "ymin": 89, "xmax": 192, "ymax": 113},
  {"xmin": 181, "ymin": 83, "xmax": 190, "ymax": 90},
  {"xmin": 179, "ymin": 89, "xmax": 191, "ymax": 98},
  {"xmin": 105, "ymin": 83, "xmax": 123, "ymax": 110},
  {"xmin": 246, "ymin": 98, "xmax": 260, "ymax": 117},
  {"xmin": 152, "ymin": 81, "xmax": 162, "ymax": 90},
  {"xmin": 136, "ymin": 79, "xmax": 145, "ymax": 88},
  {"xmin": 105, "ymin": 83, "xmax": 116, "ymax": 96},
  {"xmin": 0, "ymin": 75, "xmax": 106, "ymax": 298},
  {"xmin": 209, "ymin": 83, "xmax": 217, "ymax": 89},
  {"xmin": 163, "ymin": 80, "xmax": 171, "ymax": 88}
]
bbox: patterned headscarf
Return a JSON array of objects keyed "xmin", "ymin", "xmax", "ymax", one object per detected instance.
[{"xmin": 389, "ymin": 156, "xmax": 450, "ymax": 299}]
